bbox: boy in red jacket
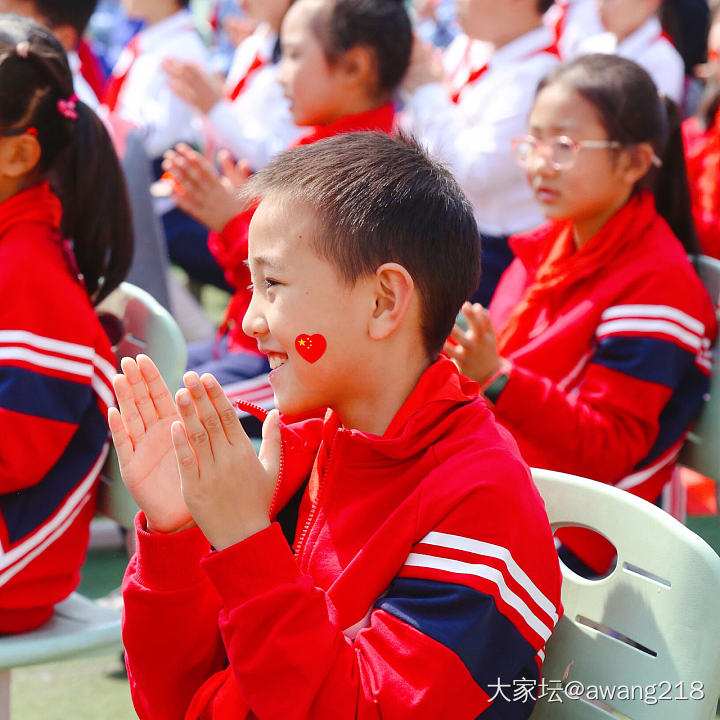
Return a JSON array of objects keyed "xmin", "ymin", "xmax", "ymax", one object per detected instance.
[{"xmin": 109, "ymin": 132, "xmax": 562, "ymax": 720}]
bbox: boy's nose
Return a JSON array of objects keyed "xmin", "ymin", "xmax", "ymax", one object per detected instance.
[{"xmin": 241, "ymin": 296, "xmax": 269, "ymax": 339}]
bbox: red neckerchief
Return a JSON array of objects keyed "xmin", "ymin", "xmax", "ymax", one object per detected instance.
[
  {"xmin": 449, "ymin": 40, "xmax": 559, "ymax": 105},
  {"xmin": 226, "ymin": 51, "xmax": 266, "ymax": 101},
  {"xmin": 497, "ymin": 191, "xmax": 658, "ymax": 356},
  {"xmin": 103, "ymin": 34, "xmax": 140, "ymax": 111},
  {"xmin": 291, "ymin": 103, "xmax": 396, "ymax": 147}
]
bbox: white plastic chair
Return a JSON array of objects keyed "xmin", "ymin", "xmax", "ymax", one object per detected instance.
[
  {"xmin": 0, "ymin": 282, "xmax": 186, "ymax": 719},
  {"xmin": 529, "ymin": 468, "xmax": 720, "ymax": 720}
]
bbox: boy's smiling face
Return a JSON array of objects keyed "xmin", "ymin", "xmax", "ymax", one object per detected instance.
[{"xmin": 243, "ymin": 196, "xmax": 375, "ymax": 418}]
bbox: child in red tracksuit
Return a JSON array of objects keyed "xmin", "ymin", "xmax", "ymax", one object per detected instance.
[
  {"xmin": 109, "ymin": 132, "xmax": 563, "ymax": 720},
  {"xmin": 446, "ymin": 54, "xmax": 716, "ymax": 576},
  {"xmin": 0, "ymin": 16, "xmax": 132, "ymax": 632},
  {"xmin": 160, "ymin": 0, "xmax": 412, "ymax": 390}
]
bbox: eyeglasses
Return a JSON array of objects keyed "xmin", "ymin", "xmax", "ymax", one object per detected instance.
[
  {"xmin": 0, "ymin": 126, "xmax": 37, "ymax": 140},
  {"xmin": 511, "ymin": 135, "xmax": 622, "ymax": 170}
]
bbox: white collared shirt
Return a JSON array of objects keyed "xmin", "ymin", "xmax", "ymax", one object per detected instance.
[
  {"xmin": 68, "ymin": 49, "xmax": 99, "ymax": 111},
  {"xmin": 202, "ymin": 24, "xmax": 301, "ymax": 168},
  {"xmin": 544, "ymin": 0, "xmax": 603, "ymax": 60},
  {"xmin": 577, "ymin": 16, "xmax": 684, "ymax": 104},
  {"xmin": 111, "ymin": 9, "xmax": 211, "ymax": 158},
  {"xmin": 401, "ymin": 26, "xmax": 560, "ymax": 237}
]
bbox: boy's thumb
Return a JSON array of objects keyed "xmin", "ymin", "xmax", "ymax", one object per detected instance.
[{"xmin": 258, "ymin": 409, "xmax": 281, "ymax": 480}]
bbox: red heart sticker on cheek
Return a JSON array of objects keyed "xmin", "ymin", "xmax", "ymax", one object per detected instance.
[{"xmin": 295, "ymin": 334, "xmax": 327, "ymax": 363}]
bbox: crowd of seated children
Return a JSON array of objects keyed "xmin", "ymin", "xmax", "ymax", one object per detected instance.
[
  {"xmin": 163, "ymin": 0, "xmax": 301, "ymax": 175},
  {"xmin": 0, "ymin": 0, "xmax": 103, "ymax": 108},
  {"xmin": 445, "ymin": 54, "xmax": 717, "ymax": 577},
  {"xmin": 401, "ymin": 0, "xmax": 559, "ymax": 306},
  {"xmin": 159, "ymin": 0, "xmax": 412, "ymax": 403},
  {"xmin": 0, "ymin": 15, "xmax": 132, "ymax": 632},
  {"xmin": 109, "ymin": 131, "xmax": 563, "ymax": 720},
  {"xmin": 101, "ymin": 0, "xmax": 216, "ymax": 286}
]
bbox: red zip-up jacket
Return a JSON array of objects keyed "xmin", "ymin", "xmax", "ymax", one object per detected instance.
[
  {"xmin": 489, "ymin": 192, "xmax": 716, "ymax": 572},
  {"xmin": 207, "ymin": 103, "xmax": 396, "ymax": 354},
  {"xmin": 121, "ymin": 357, "xmax": 563, "ymax": 719},
  {"xmin": 0, "ymin": 183, "xmax": 116, "ymax": 632}
]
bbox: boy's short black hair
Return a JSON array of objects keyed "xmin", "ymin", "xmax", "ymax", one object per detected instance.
[
  {"xmin": 31, "ymin": 0, "xmax": 99, "ymax": 36},
  {"xmin": 311, "ymin": 0, "xmax": 412, "ymax": 99},
  {"xmin": 243, "ymin": 133, "xmax": 481, "ymax": 358}
]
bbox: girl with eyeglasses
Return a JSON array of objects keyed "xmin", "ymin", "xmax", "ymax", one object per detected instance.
[{"xmin": 445, "ymin": 53, "xmax": 716, "ymax": 577}]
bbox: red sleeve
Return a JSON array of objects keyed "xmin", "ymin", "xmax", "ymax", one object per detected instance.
[
  {"xmin": 121, "ymin": 514, "xmax": 227, "ymax": 720},
  {"xmin": 0, "ymin": 244, "xmax": 113, "ymax": 491}
]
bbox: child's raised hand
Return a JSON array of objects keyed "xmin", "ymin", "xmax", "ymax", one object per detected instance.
[
  {"xmin": 171, "ymin": 372, "xmax": 281, "ymax": 550},
  {"xmin": 162, "ymin": 143, "xmax": 246, "ymax": 232},
  {"xmin": 443, "ymin": 302, "xmax": 502, "ymax": 384},
  {"xmin": 108, "ymin": 355, "xmax": 194, "ymax": 534},
  {"xmin": 162, "ymin": 58, "xmax": 224, "ymax": 115}
]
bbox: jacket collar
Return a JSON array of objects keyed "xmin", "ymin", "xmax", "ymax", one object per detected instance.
[{"xmin": 0, "ymin": 182, "xmax": 62, "ymax": 243}]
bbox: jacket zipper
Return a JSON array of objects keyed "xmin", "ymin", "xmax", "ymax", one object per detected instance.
[
  {"xmin": 293, "ymin": 431, "xmax": 341, "ymax": 567},
  {"xmin": 232, "ymin": 398, "xmax": 285, "ymax": 518}
]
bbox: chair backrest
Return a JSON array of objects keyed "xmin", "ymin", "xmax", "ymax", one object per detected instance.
[
  {"xmin": 529, "ymin": 468, "xmax": 720, "ymax": 720},
  {"xmin": 96, "ymin": 281, "xmax": 187, "ymax": 528},
  {"xmin": 121, "ymin": 130, "xmax": 172, "ymax": 312},
  {"xmin": 678, "ymin": 254, "xmax": 720, "ymax": 482}
]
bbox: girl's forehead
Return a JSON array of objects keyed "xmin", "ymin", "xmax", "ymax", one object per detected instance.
[{"xmin": 529, "ymin": 83, "xmax": 607, "ymax": 134}]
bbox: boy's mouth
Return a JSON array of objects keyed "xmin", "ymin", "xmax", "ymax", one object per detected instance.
[{"xmin": 267, "ymin": 353, "xmax": 288, "ymax": 371}]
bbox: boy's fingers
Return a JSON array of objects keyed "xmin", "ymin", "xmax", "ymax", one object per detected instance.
[
  {"xmin": 108, "ymin": 406, "xmax": 135, "ymax": 469},
  {"xmin": 176, "ymin": 386, "xmax": 216, "ymax": 466},
  {"xmin": 136, "ymin": 354, "xmax": 177, "ymax": 418},
  {"xmin": 112, "ymin": 371, "xmax": 146, "ymax": 443},
  {"xmin": 442, "ymin": 338, "xmax": 463, "ymax": 360},
  {"xmin": 258, "ymin": 409, "xmax": 282, "ymax": 480},
  {"xmin": 171, "ymin": 420, "xmax": 199, "ymax": 484},
  {"xmin": 120, "ymin": 355, "xmax": 158, "ymax": 429},
  {"xmin": 200, "ymin": 374, "xmax": 249, "ymax": 446}
]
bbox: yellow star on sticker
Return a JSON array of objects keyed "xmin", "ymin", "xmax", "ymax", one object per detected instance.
[{"xmin": 298, "ymin": 339, "xmax": 306, "ymax": 346}]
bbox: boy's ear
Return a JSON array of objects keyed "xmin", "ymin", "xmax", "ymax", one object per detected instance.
[
  {"xmin": 0, "ymin": 134, "xmax": 42, "ymax": 179},
  {"xmin": 339, "ymin": 46, "xmax": 375, "ymax": 91},
  {"xmin": 368, "ymin": 263, "xmax": 415, "ymax": 341}
]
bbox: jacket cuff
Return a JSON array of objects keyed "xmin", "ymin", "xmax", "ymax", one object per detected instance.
[
  {"xmin": 133, "ymin": 511, "xmax": 212, "ymax": 591},
  {"xmin": 201, "ymin": 522, "xmax": 302, "ymax": 606}
]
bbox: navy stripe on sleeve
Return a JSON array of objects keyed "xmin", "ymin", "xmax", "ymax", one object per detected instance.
[
  {"xmin": 593, "ymin": 336, "xmax": 694, "ymax": 388},
  {"xmin": 1, "ymin": 401, "xmax": 107, "ymax": 543},
  {"xmin": 377, "ymin": 577, "xmax": 539, "ymax": 713},
  {"xmin": 0, "ymin": 365, "xmax": 92, "ymax": 424}
]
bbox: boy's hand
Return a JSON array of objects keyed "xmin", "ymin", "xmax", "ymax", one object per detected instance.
[
  {"xmin": 108, "ymin": 355, "xmax": 195, "ymax": 534},
  {"xmin": 171, "ymin": 372, "xmax": 281, "ymax": 550},
  {"xmin": 162, "ymin": 144, "xmax": 249, "ymax": 233},
  {"xmin": 443, "ymin": 302, "xmax": 501, "ymax": 384},
  {"xmin": 163, "ymin": 58, "xmax": 224, "ymax": 115}
]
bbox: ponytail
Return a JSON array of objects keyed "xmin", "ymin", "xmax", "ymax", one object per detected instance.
[
  {"xmin": 654, "ymin": 97, "xmax": 699, "ymax": 254},
  {"xmin": 51, "ymin": 101, "xmax": 133, "ymax": 304}
]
